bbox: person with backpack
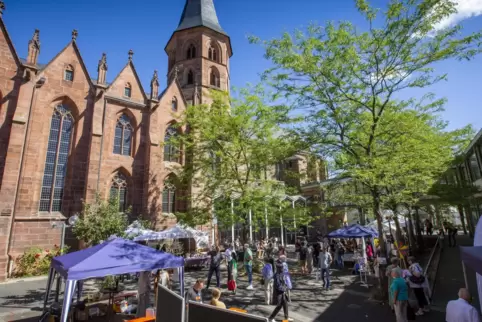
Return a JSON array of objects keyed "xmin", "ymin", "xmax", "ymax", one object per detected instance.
[
  {"xmin": 206, "ymin": 245, "xmax": 222, "ymax": 289},
  {"xmin": 268, "ymin": 260, "xmax": 293, "ymax": 322},
  {"xmin": 262, "ymin": 259, "xmax": 274, "ymax": 305}
]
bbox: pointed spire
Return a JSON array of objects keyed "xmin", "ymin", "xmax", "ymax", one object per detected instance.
[
  {"xmin": 71, "ymin": 29, "xmax": 78, "ymax": 41},
  {"xmin": 150, "ymin": 70, "xmax": 159, "ymax": 100},
  {"xmin": 177, "ymin": 0, "xmax": 226, "ymax": 35},
  {"xmin": 128, "ymin": 49, "xmax": 134, "ymax": 61},
  {"xmin": 27, "ymin": 29, "xmax": 40, "ymax": 66},
  {"xmin": 97, "ymin": 53, "xmax": 108, "ymax": 85},
  {"xmin": 0, "ymin": 1, "xmax": 5, "ymax": 17}
]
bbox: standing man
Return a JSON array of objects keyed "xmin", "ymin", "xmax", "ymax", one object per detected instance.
[
  {"xmin": 319, "ymin": 247, "xmax": 332, "ymax": 290},
  {"xmin": 390, "ymin": 269, "xmax": 409, "ymax": 322},
  {"xmin": 446, "ymin": 288, "xmax": 480, "ymax": 322},
  {"xmin": 244, "ymin": 243, "xmax": 254, "ymax": 290},
  {"xmin": 268, "ymin": 261, "xmax": 293, "ymax": 322},
  {"xmin": 206, "ymin": 246, "xmax": 222, "ymax": 289},
  {"xmin": 299, "ymin": 241, "xmax": 308, "ymax": 274},
  {"xmin": 444, "ymin": 221, "xmax": 457, "ymax": 247}
]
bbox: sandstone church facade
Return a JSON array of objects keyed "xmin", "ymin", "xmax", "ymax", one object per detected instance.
[{"xmin": 0, "ymin": 0, "xmax": 233, "ymax": 280}]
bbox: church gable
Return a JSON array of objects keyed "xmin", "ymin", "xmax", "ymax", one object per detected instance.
[
  {"xmin": 159, "ymin": 79, "xmax": 187, "ymax": 116},
  {"xmin": 38, "ymin": 41, "xmax": 92, "ymax": 94},
  {"xmin": 107, "ymin": 59, "xmax": 147, "ymax": 104},
  {"xmin": 0, "ymin": 19, "xmax": 20, "ymax": 80}
]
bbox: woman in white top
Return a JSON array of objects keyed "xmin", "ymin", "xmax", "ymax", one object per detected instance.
[{"xmin": 407, "ymin": 256, "xmax": 429, "ymax": 316}]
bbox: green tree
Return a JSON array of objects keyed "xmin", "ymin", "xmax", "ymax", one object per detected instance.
[
  {"xmin": 173, "ymin": 86, "xmax": 307, "ymax": 242},
  {"xmin": 251, "ymin": 0, "xmax": 481, "ymax": 296},
  {"xmin": 72, "ymin": 195, "xmax": 130, "ymax": 246}
]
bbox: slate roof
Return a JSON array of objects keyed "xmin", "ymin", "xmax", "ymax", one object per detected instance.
[{"xmin": 176, "ymin": 0, "xmax": 226, "ymax": 35}]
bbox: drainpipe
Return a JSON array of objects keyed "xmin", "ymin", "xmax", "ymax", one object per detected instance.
[
  {"xmin": 96, "ymin": 96, "xmax": 107, "ymax": 191},
  {"xmin": 6, "ymin": 76, "xmax": 45, "ymax": 276}
]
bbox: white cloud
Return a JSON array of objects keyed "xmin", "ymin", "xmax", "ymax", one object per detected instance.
[{"xmin": 433, "ymin": 0, "xmax": 482, "ymax": 31}]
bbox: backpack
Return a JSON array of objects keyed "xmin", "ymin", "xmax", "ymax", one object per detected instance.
[
  {"xmin": 262, "ymin": 264, "xmax": 274, "ymax": 280},
  {"xmin": 274, "ymin": 273, "xmax": 287, "ymax": 293}
]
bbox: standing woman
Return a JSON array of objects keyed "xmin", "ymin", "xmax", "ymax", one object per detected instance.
[
  {"xmin": 386, "ymin": 258, "xmax": 403, "ymax": 311},
  {"xmin": 407, "ymin": 256, "xmax": 429, "ymax": 316}
]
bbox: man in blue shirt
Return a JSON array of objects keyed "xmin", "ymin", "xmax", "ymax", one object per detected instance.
[{"xmin": 390, "ymin": 269, "xmax": 408, "ymax": 322}]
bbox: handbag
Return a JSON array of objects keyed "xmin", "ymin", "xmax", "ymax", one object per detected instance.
[{"xmin": 409, "ymin": 274, "xmax": 425, "ymax": 285}]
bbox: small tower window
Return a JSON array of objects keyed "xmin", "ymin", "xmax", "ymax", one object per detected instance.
[
  {"xmin": 124, "ymin": 83, "xmax": 132, "ymax": 98},
  {"xmin": 172, "ymin": 97, "xmax": 178, "ymax": 112},
  {"xmin": 186, "ymin": 44, "xmax": 197, "ymax": 59},
  {"xmin": 187, "ymin": 70, "xmax": 194, "ymax": 85},
  {"xmin": 64, "ymin": 65, "xmax": 74, "ymax": 81},
  {"xmin": 210, "ymin": 67, "xmax": 220, "ymax": 88},
  {"xmin": 208, "ymin": 46, "xmax": 218, "ymax": 62}
]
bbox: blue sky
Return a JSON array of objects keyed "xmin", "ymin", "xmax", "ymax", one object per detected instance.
[{"xmin": 3, "ymin": 0, "xmax": 482, "ymax": 131}]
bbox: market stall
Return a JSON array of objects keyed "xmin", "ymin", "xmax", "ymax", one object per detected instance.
[{"xmin": 43, "ymin": 238, "xmax": 185, "ymax": 322}]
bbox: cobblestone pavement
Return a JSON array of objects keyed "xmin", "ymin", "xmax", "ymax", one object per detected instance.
[{"xmin": 1, "ymin": 237, "xmax": 476, "ymax": 322}]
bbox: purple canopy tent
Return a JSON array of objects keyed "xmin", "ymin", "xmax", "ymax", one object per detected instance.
[
  {"xmin": 460, "ymin": 246, "xmax": 482, "ymax": 289},
  {"xmin": 43, "ymin": 238, "xmax": 185, "ymax": 322},
  {"xmin": 327, "ymin": 224, "xmax": 379, "ymax": 239}
]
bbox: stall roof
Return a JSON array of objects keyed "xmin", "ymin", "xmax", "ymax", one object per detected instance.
[
  {"xmin": 51, "ymin": 238, "xmax": 184, "ymax": 280},
  {"xmin": 328, "ymin": 224, "xmax": 379, "ymax": 238},
  {"xmin": 460, "ymin": 246, "xmax": 482, "ymax": 275}
]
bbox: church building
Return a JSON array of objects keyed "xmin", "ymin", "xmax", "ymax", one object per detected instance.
[{"xmin": 0, "ymin": 0, "xmax": 232, "ymax": 280}]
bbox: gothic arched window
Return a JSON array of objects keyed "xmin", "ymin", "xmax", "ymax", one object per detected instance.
[
  {"xmin": 172, "ymin": 97, "xmax": 178, "ymax": 112},
  {"xmin": 124, "ymin": 82, "xmax": 132, "ymax": 98},
  {"xmin": 210, "ymin": 67, "xmax": 220, "ymax": 88},
  {"xmin": 39, "ymin": 104, "xmax": 74, "ymax": 212},
  {"xmin": 113, "ymin": 114, "xmax": 133, "ymax": 156},
  {"xmin": 164, "ymin": 125, "xmax": 180, "ymax": 163},
  {"xmin": 186, "ymin": 44, "xmax": 197, "ymax": 59},
  {"xmin": 162, "ymin": 178, "xmax": 176, "ymax": 214},
  {"xmin": 187, "ymin": 70, "xmax": 194, "ymax": 85},
  {"xmin": 110, "ymin": 172, "xmax": 128, "ymax": 212},
  {"xmin": 208, "ymin": 46, "xmax": 218, "ymax": 62}
]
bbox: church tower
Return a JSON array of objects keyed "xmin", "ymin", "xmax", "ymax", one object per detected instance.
[{"xmin": 165, "ymin": 0, "xmax": 232, "ymax": 105}]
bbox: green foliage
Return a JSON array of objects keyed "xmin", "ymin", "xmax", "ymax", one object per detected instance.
[
  {"xmin": 13, "ymin": 245, "xmax": 69, "ymax": 277},
  {"xmin": 72, "ymin": 194, "xmax": 130, "ymax": 246},
  {"xmin": 173, "ymin": 86, "xmax": 310, "ymax": 239},
  {"xmin": 252, "ymin": 0, "xmax": 482, "ymax": 255}
]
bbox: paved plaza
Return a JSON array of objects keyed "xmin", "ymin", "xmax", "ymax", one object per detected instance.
[{"xmin": 0, "ymin": 235, "xmax": 478, "ymax": 322}]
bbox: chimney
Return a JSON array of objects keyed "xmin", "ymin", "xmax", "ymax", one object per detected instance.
[
  {"xmin": 97, "ymin": 53, "xmax": 107, "ymax": 85},
  {"xmin": 27, "ymin": 29, "xmax": 40, "ymax": 66}
]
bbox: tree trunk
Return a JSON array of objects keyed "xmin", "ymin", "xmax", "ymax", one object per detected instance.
[
  {"xmin": 434, "ymin": 204, "xmax": 442, "ymax": 228},
  {"xmin": 392, "ymin": 212, "xmax": 403, "ymax": 244},
  {"xmin": 406, "ymin": 207, "xmax": 417, "ymax": 253},
  {"xmin": 358, "ymin": 207, "xmax": 366, "ymax": 225},
  {"xmin": 457, "ymin": 204, "xmax": 468, "ymax": 235},
  {"xmin": 372, "ymin": 192, "xmax": 388, "ymax": 300},
  {"xmin": 464, "ymin": 205, "xmax": 475, "ymax": 238},
  {"xmin": 414, "ymin": 207, "xmax": 424, "ymax": 251}
]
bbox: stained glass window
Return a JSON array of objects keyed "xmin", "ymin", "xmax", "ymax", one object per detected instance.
[
  {"xmin": 113, "ymin": 114, "xmax": 133, "ymax": 156},
  {"xmin": 39, "ymin": 104, "xmax": 73, "ymax": 212},
  {"xmin": 110, "ymin": 172, "xmax": 128, "ymax": 212},
  {"xmin": 164, "ymin": 125, "xmax": 180, "ymax": 163},
  {"xmin": 162, "ymin": 180, "xmax": 176, "ymax": 214}
]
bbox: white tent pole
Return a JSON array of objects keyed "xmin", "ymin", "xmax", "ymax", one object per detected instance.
[
  {"xmin": 265, "ymin": 205, "xmax": 269, "ymax": 239},
  {"xmin": 280, "ymin": 206, "xmax": 284, "ymax": 246},
  {"xmin": 60, "ymin": 280, "xmax": 77, "ymax": 322},
  {"xmin": 231, "ymin": 199, "xmax": 235, "ymax": 243},
  {"xmin": 249, "ymin": 208, "xmax": 253, "ymax": 243},
  {"xmin": 211, "ymin": 202, "xmax": 216, "ymax": 246}
]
